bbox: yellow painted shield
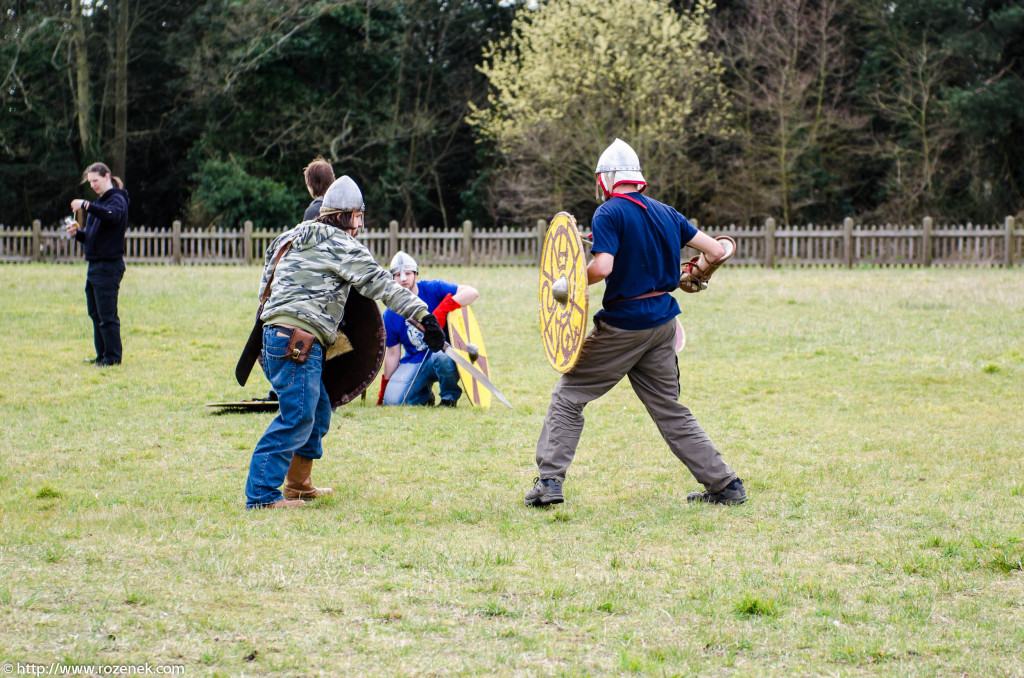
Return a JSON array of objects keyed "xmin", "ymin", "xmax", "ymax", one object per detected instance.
[
  {"xmin": 539, "ymin": 212, "xmax": 589, "ymax": 373},
  {"xmin": 448, "ymin": 305, "xmax": 492, "ymax": 408}
]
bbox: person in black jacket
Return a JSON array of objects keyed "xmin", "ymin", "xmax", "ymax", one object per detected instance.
[
  {"xmin": 64, "ymin": 162, "xmax": 129, "ymax": 366},
  {"xmin": 302, "ymin": 157, "xmax": 335, "ymax": 222}
]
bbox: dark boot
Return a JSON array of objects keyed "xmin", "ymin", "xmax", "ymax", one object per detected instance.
[
  {"xmin": 687, "ymin": 477, "xmax": 747, "ymax": 505},
  {"xmin": 525, "ymin": 477, "xmax": 564, "ymax": 507},
  {"xmin": 283, "ymin": 455, "xmax": 334, "ymax": 500}
]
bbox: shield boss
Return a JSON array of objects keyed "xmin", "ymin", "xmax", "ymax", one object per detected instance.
[{"xmin": 539, "ymin": 212, "xmax": 588, "ymax": 373}]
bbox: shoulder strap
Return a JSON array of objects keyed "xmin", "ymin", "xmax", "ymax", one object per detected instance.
[{"xmin": 260, "ymin": 239, "xmax": 295, "ymax": 305}]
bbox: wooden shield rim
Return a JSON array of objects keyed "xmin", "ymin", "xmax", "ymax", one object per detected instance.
[
  {"xmin": 205, "ymin": 400, "xmax": 279, "ymax": 412},
  {"xmin": 538, "ymin": 211, "xmax": 588, "ymax": 373},
  {"xmin": 447, "ymin": 306, "xmax": 492, "ymax": 408},
  {"xmin": 322, "ymin": 291, "xmax": 385, "ymax": 407}
]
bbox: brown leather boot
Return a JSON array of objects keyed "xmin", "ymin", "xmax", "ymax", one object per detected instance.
[
  {"xmin": 266, "ymin": 498, "xmax": 306, "ymax": 508},
  {"xmin": 283, "ymin": 455, "xmax": 334, "ymax": 500}
]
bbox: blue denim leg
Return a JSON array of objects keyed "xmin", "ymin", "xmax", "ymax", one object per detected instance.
[
  {"xmin": 245, "ymin": 326, "xmax": 325, "ymax": 508},
  {"xmin": 430, "ymin": 352, "xmax": 462, "ymax": 403},
  {"xmin": 382, "ymin": 360, "xmax": 431, "ymax": 405},
  {"xmin": 382, "ymin": 352, "xmax": 462, "ymax": 405},
  {"xmin": 294, "ymin": 376, "xmax": 331, "ymax": 461}
]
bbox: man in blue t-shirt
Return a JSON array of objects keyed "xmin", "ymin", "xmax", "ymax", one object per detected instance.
[
  {"xmin": 526, "ymin": 139, "xmax": 747, "ymax": 508},
  {"xmin": 379, "ymin": 251, "xmax": 479, "ymax": 407}
]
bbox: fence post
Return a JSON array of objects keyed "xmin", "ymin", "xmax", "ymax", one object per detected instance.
[
  {"xmin": 172, "ymin": 220, "xmax": 181, "ymax": 265},
  {"xmin": 843, "ymin": 217, "xmax": 854, "ymax": 268},
  {"xmin": 922, "ymin": 216, "xmax": 933, "ymax": 267},
  {"xmin": 243, "ymin": 220, "xmax": 253, "ymax": 264},
  {"xmin": 536, "ymin": 219, "xmax": 546, "ymax": 264},
  {"xmin": 1005, "ymin": 216, "xmax": 1016, "ymax": 268},
  {"xmin": 765, "ymin": 217, "xmax": 775, "ymax": 268},
  {"xmin": 389, "ymin": 220, "xmax": 399, "ymax": 258},
  {"xmin": 462, "ymin": 220, "xmax": 473, "ymax": 267},
  {"xmin": 31, "ymin": 219, "xmax": 41, "ymax": 262}
]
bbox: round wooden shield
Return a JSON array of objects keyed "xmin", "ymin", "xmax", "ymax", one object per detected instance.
[
  {"xmin": 322, "ymin": 291, "xmax": 386, "ymax": 407},
  {"xmin": 447, "ymin": 305, "xmax": 491, "ymax": 408},
  {"xmin": 539, "ymin": 212, "xmax": 589, "ymax": 373}
]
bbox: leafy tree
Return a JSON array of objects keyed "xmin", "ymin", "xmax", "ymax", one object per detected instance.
[
  {"xmin": 469, "ymin": 0, "xmax": 731, "ymax": 226},
  {"xmin": 855, "ymin": 0, "xmax": 1024, "ymax": 220},
  {"xmin": 0, "ymin": 0, "xmax": 203, "ymax": 227},
  {"xmin": 1, "ymin": 1, "xmax": 82, "ymax": 224},
  {"xmin": 188, "ymin": 156, "xmax": 294, "ymax": 228},
  {"xmin": 3, "ymin": 0, "xmax": 1020, "ymax": 231},
  {"xmin": 174, "ymin": 0, "xmax": 519, "ymax": 229},
  {"xmin": 708, "ymin": 0, "xmax": 867, "ymax": 225}
]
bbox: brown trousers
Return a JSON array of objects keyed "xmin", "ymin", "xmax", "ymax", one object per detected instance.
[{"xmin": 535, "ymin": 318, "xmax": 737, "ymax": 493}]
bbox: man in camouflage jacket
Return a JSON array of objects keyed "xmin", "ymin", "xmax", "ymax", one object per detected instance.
[{"xmin": 245, "ymin": 176, "xmax": 446, "ymax": 509}]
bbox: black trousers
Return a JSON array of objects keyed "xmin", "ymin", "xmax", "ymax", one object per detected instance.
[{"xmin": 85, "ymin": 259, "xmax": 125, "ymax": 364}]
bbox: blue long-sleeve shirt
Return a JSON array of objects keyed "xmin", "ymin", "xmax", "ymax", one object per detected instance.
[{"xmin": 74, "ymin": 187, "xmax": 129, "ymax": 261}]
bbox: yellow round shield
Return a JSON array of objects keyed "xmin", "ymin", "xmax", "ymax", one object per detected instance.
[
  {"xmin": 539, "ymin": 212, "xmax": 589, "ymax": 373},
  {"xmin": 447, "ymin": 305, "xmax": 492, "ymax": 408}
]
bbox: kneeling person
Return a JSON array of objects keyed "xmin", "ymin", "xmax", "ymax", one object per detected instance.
[{"xmin": 378, "ymin": 252, "xmax": 479, "ymax": 407}]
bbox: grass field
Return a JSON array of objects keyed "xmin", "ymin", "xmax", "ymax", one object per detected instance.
[{"xmin": 1, "ymin": 263, "xmax": 1022, "ymax": 677}]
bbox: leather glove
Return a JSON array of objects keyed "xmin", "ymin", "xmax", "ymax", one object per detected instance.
[
  {"xmin": 418, "ymin": 313, "xmax": 446, "ymax": 353},
  {"xmin": 679, "ymin": 236, "xmax": 737, "ymax": 293},
  {"xmin": 376, "ymin": 377, "xmax": 389, "ymax": 406},
  {"xmin": 432, "ymin": 293, "xmax": 462, "ymax": 329}
]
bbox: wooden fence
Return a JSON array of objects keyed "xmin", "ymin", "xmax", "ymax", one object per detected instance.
[{"xmin": 1, "ymin": 216, "xmax": 1021, "ymax": 267}]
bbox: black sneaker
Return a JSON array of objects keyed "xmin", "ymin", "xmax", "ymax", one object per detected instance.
[
  {"xmin": 438, "ymin": 399, "xmax": 457, "ymax": 408},
  {"xmin": 524, "ymin": 477, "xmax": 564, "ymax": 507},
  {"xmin": 687, "ymin": 478, "xmax": 747, "ymax": 505}
]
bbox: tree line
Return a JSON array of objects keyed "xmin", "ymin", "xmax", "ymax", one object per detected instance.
[{"xmin": 2, "ymin": 0, "xmax": 1021, "ymax": 232}]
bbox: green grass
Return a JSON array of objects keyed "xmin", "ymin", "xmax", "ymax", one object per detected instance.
[{"xmin": 1, "ymin": 264, "xmax": 1023, "ymax": 676}]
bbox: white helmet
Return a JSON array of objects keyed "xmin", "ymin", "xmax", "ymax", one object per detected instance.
[
  {"xmin": 389, "ymin": 250, "xmax": 418, "ymax": 282},
  {"xmin": 320, "ymin": 175, "xmax": 365, "ymax": 214},
  {"xmin": 595, "ymin": 138, "xmax": 646, "ymax": 199}
]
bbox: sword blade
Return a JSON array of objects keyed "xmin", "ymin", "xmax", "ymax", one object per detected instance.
[
  {"xmin": 408, "ymin": 316, "xmax": 513, "ymax": 409},
  {"xmin": 443, "ymin": 344, "xmax": 513, "ymax": 409}
]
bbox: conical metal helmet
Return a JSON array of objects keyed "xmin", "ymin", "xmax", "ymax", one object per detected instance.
[
  {"xmin": 320, "ymin": 175, "xmax": 365, "ymax": 214},
  {"xmin": 595, "ymin": 138, "xmax": 642, "ymax": 174},
  {"xmin": 594, "ymin": 138, "xmax": 646, "ymax": 198},
  {"xmin": 389, "ymin": 250, "xmax": 418, "ymax": 282}
]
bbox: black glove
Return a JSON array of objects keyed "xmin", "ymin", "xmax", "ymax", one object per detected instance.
[{"xmin": 418, "ymin": 313, "xmax": 446, "ymax": 353}]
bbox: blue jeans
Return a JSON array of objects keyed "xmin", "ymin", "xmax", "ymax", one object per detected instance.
[
  {"xmin": 245, "ymin": 326, "xmax": 330, "ymax": 508},
  {"xmin": 382, "ymin": 352, "xmax": 461, "ymax": 406},
  {"xmin": 85, "ymin": 260, "xmax": 125, "ymax": 364}
]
